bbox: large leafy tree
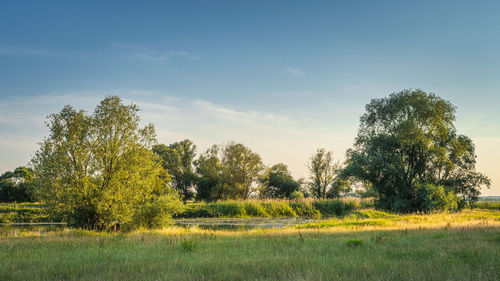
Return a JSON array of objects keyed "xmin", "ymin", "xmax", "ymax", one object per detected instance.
[
  {"xmin": 0, "ymin": 166, "xmax": 35, "ymax": 202},
  {"xmin": 259, "ymin": 163, "xmax": 300, "ymax": 199},
  {"xmin": 195, "ymin": 145, "xmax": 224, "ymax": 201},
  {"xmin": 221, "ymin": 142, "xmax": 264, "ymax": 199},
  {"xmin": 31, "ymin": 96, "xmax": 182, "ymax": 229},
  {"xmin": 344, "ymin": 89, "xmax": 490, "ymax": 212},
  {"xmin": 153, "ymin": 139, "xmax": 197, "ymax": 201},
  {"xmin": 307, "ymin": 148, "xmax": 340, "ymax": 199},
  {"xmin": 195, "ymin": 142, "xmax": 264, "ymax": 201}
]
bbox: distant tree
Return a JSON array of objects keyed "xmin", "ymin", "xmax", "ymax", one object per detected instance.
[
  {"xmin": 31, "ymin": 96, "xmax": 183, "ymax": 230},
  {"xmin": 221, "ymin": 142, "xmax": 265, "ymax": 199},
  {"xmin": 0, "ymin": 166, "xmax": 35, "ymax": 202},
  {"xmin": 195, "ymin": 142, "xmax": 264, "ymax": 201},
  {"xmin": 326, "ymin": 178, "xmax": 352, "ymax": 199},
  {"xmin": 307, "ymin": 148, "xmax": 340, "ymax": 199},
  {"xmin": 354, "ymin": 184, "xmax": 378, "ymax": 198},
  {"xmin": 154, "ymin": 139, "xmax": 197, "ymax": 201},
  {"xmin": 259, "ymin": 163, "xmax": 300, "ymax": 199},
  {"xmin": 195, "ymin": 145, "xmax": 224, "ymax": 201},
  {"xmin": 344, "ymin": 89, "xmax": 490, "ymax": 212}
]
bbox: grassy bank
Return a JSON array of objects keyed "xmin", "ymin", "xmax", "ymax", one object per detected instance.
[
  {"xmin": 1, "ymin": 199, "xmax": 498, "ymax": 223},
  {"xmin": 178, "ymin": 198, "xmax": 372, "ymax": 218},
  {"xmin": 0, "ymin": 211, "xmax": 499, "ymax": 281},
  {"xmin": 0, "ymin": 203, "xmax": 50, "ymax": 223}
]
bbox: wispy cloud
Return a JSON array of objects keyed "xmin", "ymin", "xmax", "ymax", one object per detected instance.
[
  {"xmin": 270, "ymin": 90, "xmax": 314, "ymax": 98},
  {"xmin": 0, "ymin": 91, "xmax": 351, "ymax": 179},
  {"xmin": 110, "ymin": 42, "xmax": 201, "ymax": 62},
  {"xmin": 0, "ymin": 44, "xmax": 53, "ymax": 56},
  {"xmin": 284, "ymin": 66, "xmax": 305, "ymax": 77}
]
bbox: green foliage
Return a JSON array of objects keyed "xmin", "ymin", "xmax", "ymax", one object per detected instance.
[
  {"xmin": 131, "ymin": 190, "xmax": 184, "ymax": 229},
  {"xmin": 260, "ymin": 163, "xmax": 300, "ymax": 199},
  {"xmin": 195, "ymin": 142, "xmax": 264, "ymax": 201},
  {"xmin": 473, "ymin": 201, "xmax": 500, "ymax": 210},
  {"xmin": 312, "ymin": 199, "xmax": 358, "ymax": 217},
  {"xmin": 345, "ymin": 239, "xmax": 364, "ymax": 247},
  {"xmin": 326, "ymin": 179, "xmax": 352, "ymax": 199},
  {"xmin": 178, "ymin": 199, "xmax": 360, "ymax": 219},
  {"xmin": 344, "ymin": 89, "xmax": 490, "ymax": 212},
  {"xmin": 289, "ymin": 191, "xmax": 305, "ymax": 200},
  {"xmin": 307, "ymin": 148, "xmax": 341, "ymax": 199},
  {"xmin": 30, "ymin": 96, "xmax": 183, "ymax": 230},
  {"xmin": 0, "ymin": 203, "xmax": 53, "ymax": 223},
  {"xmin": 0, "ymin": 167, "xmax": 35, "ymax": 202},
  {"xmin": 153, "ymin": 139, "xmax": 197, "ymax": 201},
  {"xmin": 180, "ymin": 238, "xmax": 198, "ymax": 251}
]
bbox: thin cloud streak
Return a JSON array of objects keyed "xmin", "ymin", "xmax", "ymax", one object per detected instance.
[
  {"xmin": 110, "ymin": 42, "xmax": 201, "ymax": 62},
  {"xmin": 0, "ymin": 44, "xmax": 53, "ymax": 56}
]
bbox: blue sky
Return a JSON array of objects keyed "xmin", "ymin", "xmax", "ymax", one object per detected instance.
[{"xmin": 1, "ymin": 1, "xmax": 499, "ymax": 195}]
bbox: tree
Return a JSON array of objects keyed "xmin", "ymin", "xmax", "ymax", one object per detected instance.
[
  {"xmin": 344, "ymin": 89, "xmax": 490, "ymax": 212},
  {"xmin": 153, "ymin": 139, "xmax": 197, "ymax": 201},
  {"xmin": 259, "ymin": 163, "xmax": 300, "ymax": 199},
  {"xmin": 221, "ymin": 142, "xmax": 264, "ymax": 199},
  {"xmin": 326, "ymin": 178, "xmax": 352, "ymax": 198},
  {"xmin": 307, "ymin": 148, "xmax": 340, "ymax": 199},
  {"xmin": 195, "ymin": 145, "xmax": 224, "ymax": 201},
  {"xmin": 195, "ymin": 142, "xmax": 264, "ymax": 201},
  {"xmin": 31, "ymin": 96, "xmax": 183, "ymax": 230},
  {"xmin": 0, "ymin": 166, "xmax": 35, "ymax": 202}
]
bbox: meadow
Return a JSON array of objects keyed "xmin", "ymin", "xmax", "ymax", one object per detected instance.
[{"xmin": 0, "ymin": 208, "xmax": 499, "ymax": 281}]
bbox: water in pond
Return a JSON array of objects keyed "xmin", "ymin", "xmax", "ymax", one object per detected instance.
[
  {"xmin": 174, "ymin": 217, "xmax": 318, "ymax": 230},
  {"xmin": 0, "ymin": 224, "xmax": 66, "ymax": 237}
]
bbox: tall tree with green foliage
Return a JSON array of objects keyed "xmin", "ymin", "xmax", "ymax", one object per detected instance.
[
  {"xmin": 0, "ymin": 166, "xmax": 35, "ymax": 202},
  {"xmin": 195, "ymin": 142, "xmax": 264, "ymax": 200},
  {"xmin": 31, "ymin": 96, "xmax": 183, "ymax": 229},
  {"xmin": 307, "ymin": 148, "xmax": 340, "ymax": 199},
  {"xmin": 221, "ymin": 142, "xmax": 264, "ymax": 199},
  {"xmin": 153, "ymin": 139, "xmax": 197, "ymax": 201},
  {"xmin": 344, "ymin": 89, "xmax": 490, "ymax": 212},
  {"xmin": 259, "ymin": 163, "xmax": 300, "ymax": 199},
  {"xmin": 195, "ymin": 145, "xmax": 224, "ymax": 201}
]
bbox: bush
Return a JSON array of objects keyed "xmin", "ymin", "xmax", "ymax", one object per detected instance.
[
  {"xmin": 289, "ymin": 191, "xmax": 304, "ymax": 200},
  {"xmin": 376, "ymin": 183, "xmax": 461, "ymax": 213},
  {"xmin": 131, "ymin": 191, "xmax": 184, "ymax": 230},
  {"xmin": 177, "ymin": 199, "xmax": 362, "ymax": 219}
]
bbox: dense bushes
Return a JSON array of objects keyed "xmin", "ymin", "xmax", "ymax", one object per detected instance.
[
  {"xmin": 375, "ymin": 183, "xmax": 461, "ymax": 213},
  {"xmin": 177, "ymin": 199, "xmax": 364, "ymax": 218}
]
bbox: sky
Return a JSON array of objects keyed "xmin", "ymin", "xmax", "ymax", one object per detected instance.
[{"xmin": 0, "ymin": 1, "xmax": 499, "ymax": 195}]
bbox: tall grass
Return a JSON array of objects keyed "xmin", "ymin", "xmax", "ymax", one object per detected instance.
[
  {"xmin": 0, "ymin": 203, "xmax": 49, "ymax": 223},
  {"xmin": 0, "ymin": 219, "xmax": 498, "ymax": 281},
  {"xmin": 177, "ymin": 198, "xmax": 367, "ymax": 218}
]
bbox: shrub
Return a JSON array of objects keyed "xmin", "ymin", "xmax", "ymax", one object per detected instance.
[
  {"xmin": 289, "ymin": 201, "xmax": 321, "ymax": 218},
  {"xmin": 289, "ymin": 191, "xmax": 304, "ymax": 200},
  {"xmin": 312, "ymin": 199, "xmax": 358, "ymax": 217},
  {"xmin": 261, "ymin": 201, "xmax": 296, "ymax": 217},
  {"xmin": 131, "ymin": 191, "xmax": 184, "ymax": 230}
]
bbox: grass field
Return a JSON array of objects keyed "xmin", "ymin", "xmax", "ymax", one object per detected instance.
[{"xmin": 1, "ymin": 209, "xmax": 499, "ymax": 281}]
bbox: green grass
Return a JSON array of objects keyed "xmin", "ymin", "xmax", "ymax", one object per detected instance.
[
  {"xmin": 0, "ymin": 224, "xmax": 498, "ymax": 280},
  {"xmin": 0, "ymin": 209, "xmax": 499, "ymax": 280},
  {"xmin": 177, "ymin": 198, "xmax": 366, "ymax": 219},
  {"xmin": 0, "ymin": 202, "xmax": 50, "ymax": 223},
  {"xmin": 473, "ymin": 201, "xmax": 500, "ymax": 210},
  {"xmin": 296, "ymin": 209, "xmax": 500, "ymax": 229}
]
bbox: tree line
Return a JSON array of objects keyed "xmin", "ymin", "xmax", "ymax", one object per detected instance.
[{"xmin": 0, "ymin": 89, "xmax": 491, "ymax": 229}]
